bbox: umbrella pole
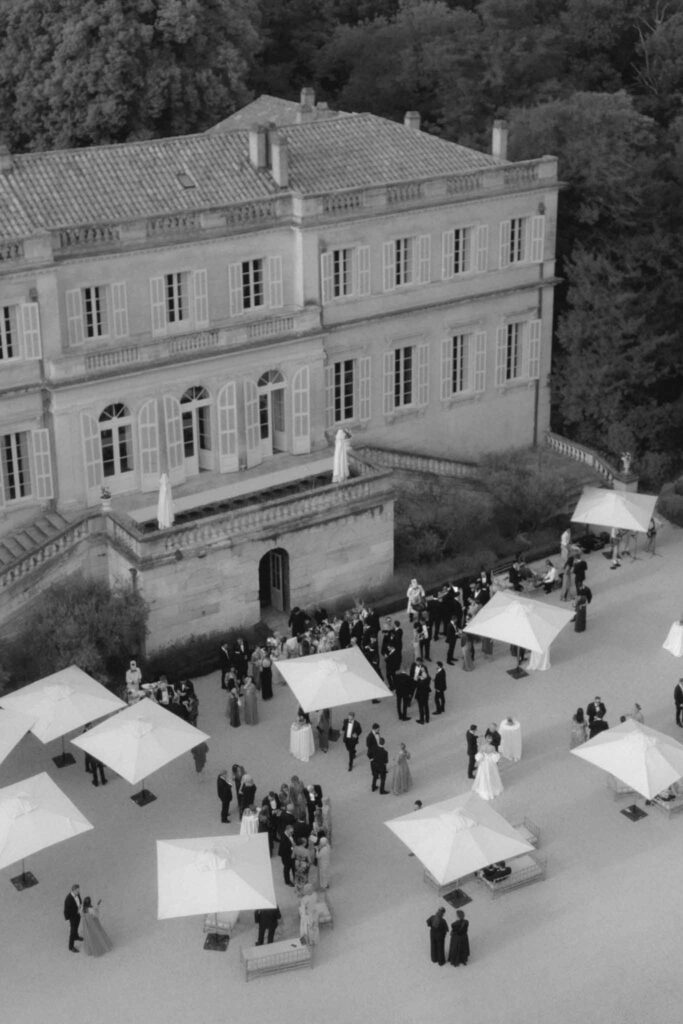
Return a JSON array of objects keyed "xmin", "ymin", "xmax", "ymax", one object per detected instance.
[
  {"xmin": 131, "ymin": 777, "xmax": 157, "ymax": 807},
  {"xmin": 53, "ymin": 734, "xmax": 76, "ymax": 769},
  {"xmin": 11, "ymin": 858, "xmax": 39, "ymax": 891}
]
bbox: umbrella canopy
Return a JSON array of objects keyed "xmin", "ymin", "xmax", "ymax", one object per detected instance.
[
  {"xmin": 0, "ymin": 666, "xmax": 126, "ymax": 744},
  {"xmin": 571, "ymin": 719, "xmax": 683, "ymax": 800},
  {"xmin": 332, "ymin": 429, "xmax": 350, "ymax": 483},
  {"xmin": 0, "ymin": 772, "xmax": 93, "ymax": 871},
  {"xmin": 157, "ymin": 472, "xmax": 174, "ymax": 529},
  {"xmin": 71, "ymin": 698, "xmax": 209, "ymax": 785},
  {"xmin": 0, "ymin": 708, "xmax": 35, "ymax": 766},
  {"xmin": 276, "ymin": 646, "xmax": 392, "ymax": 712},
  {"xmin": 157, "ymin": 833, "xmax": 276, "ymax": 919},
  {"xmin": 571, "ymin": 487, "xmax": 657, "ymax": 533},
  {"xmin": 386, "ymin": 792, "xmax": 534, "ymax": 885},
  {"xmin": 463, "ymin": 591, "xmax": 573, "ymax": 654}
]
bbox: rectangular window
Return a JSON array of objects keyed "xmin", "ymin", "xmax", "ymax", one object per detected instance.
[
  {"xmin": 321, "ymin": 247, "xmax": 371, "ymax": 303},
  {"xmin": 1, "ymin": 431, "xmax": 31, "ymax": 500},
  {"xmin": 83, "ymin": 286, "xmax": 108, "ymax": 339},
  {"xmin": 505, "ymin": 322, "xmax": 522, "ymax": 380},
  {"xmin": 242, "ymin": 259, "xmax": 265, "ymax": 310},
  {"xmin": 165, "ymin": 272, "xmax": 188, "ymax": 324},
  {"xmin": 0, "ymin": 306, "xmax": 17, "ymax": 359},
  {"xmin": 394, "ymin": 346, "xmax": 414, "ymax": 407},
  {"xmin": 394, "ymin": 238, "xmax": 413, "ymax": 287},
  {"xmin": 333, "ymin": 360, "xmax": 355, "ymax": 421},
  {"xmin": 508, "ymin": 218, "xmax": 526, "ymax": 264},
  {"xmin": 101, "ymin": 423, "xmax": 133, "ymax": 477},
  {"xmin": 453, "ymin": 228, "xmax": 473, "ymax": 275},
  {"xmin": 451, "ymin": 334, "xmax": 470, "ymax": 393},
  {"xmin": 333, "ymin": 249, "xmax": 353, "ymax": 298}
]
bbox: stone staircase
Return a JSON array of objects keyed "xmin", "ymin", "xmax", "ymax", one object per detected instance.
[{"xmin": 0, "ymin": 511, "xmax": 75, "ymax": 569}]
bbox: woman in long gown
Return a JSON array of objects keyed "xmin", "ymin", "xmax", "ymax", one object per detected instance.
[
  {"xmin": 298, "ymin": 884, "xmax": 320, "ymax": 946},
  {"xmin": 81, "ymin": 897, "xmax": 113, "ymax": 957},
  {"xmin": 321, "ymin": 797, "xmax": 333, "ymax": 844},
  {"xmin": 317, "ymin": 708, "xmax": 331, "ymax": 752},
  {"xmin": 260, "ymin": 656, "xmax": 273, "ymax": 700},
  {"xmin": 574, "ymin": 588, "xmax": 588, "ymax": 633},
  {"xmin": 471, "ymin": 745, "xmax": 503, "ymax": 801},
  {"xmin": 242, "ymin": 678, "xmax": 258, "ymax": 725},
  {"xmin": 462, "ymin": 633, "xmax": 475, "ymax": 671},
  {"xmin": 570, "ymin": 708, "xmax": 588, "ymax": 748},
  {"xmin": 227, "ymin": 683, "xmax": 241, "ymax": 727},
  {"xmin": 391, "ymin": 742, "xmax": 412, "ymax": 794},
  {"xmin": 293, "ymin": 841, "xmax": 313, "ymax": 897},
  {"xmin": 316, "ymin": 836, "xmax": 331, "ymax": 889},
  {"xmin": 448, "ymin": 910, "xmax": 470, "ymax": 966}
]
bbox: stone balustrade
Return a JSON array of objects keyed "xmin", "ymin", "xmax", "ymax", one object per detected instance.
[
  {"xmin": 0, "ymin": 513, "xmax": 96, "ymax": 591},
  {"xmin": 354, "ymin": 444, "xmax": 479, "ymax": 479},
  {"xmin": 545, "ymin": 431, "xmax": 618, "ymax": 484}
]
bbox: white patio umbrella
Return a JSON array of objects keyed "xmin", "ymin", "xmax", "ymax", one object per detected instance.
[
  {"xmin": 571, "ymin": 719, "xmax": 683, "ymax": 800},
  {"xmin": 0, "ymin": 708, "xmax": 35, "ymax": 766},
  {"xmin": 332, "ymin": 428, "xmax": 350, "ymax": 483},
  {"xmin": 71, "ymin": 698, "xmax": 209, "ymax": 805},
  {"xmin": 157, "ymin": 472, "xmax": 174, "ymax": 529},
  {"xmin": 386, "ymin": 792, "xmax": 534, "ymax": 886},
  {"xmin": 156, "ymin": 833, "xmax": 276, "ymax": 919},
  {"xmin": 464, "ymin": 591, "xmax": 573, "ymax": 655},
  {"xmin": 276, "ymin": 645, "xmax": 392, "ymax": 712},
  {"xmin": 0, "ymin": 772, "xmax": 93, "ymax": 889},
  {"xmin": 571, "ymin": 487, "xmax": 657, "ymax": 533},
  {"xmin": 0, "ymin": 666, "xmax": 126, "ymax": 767}
]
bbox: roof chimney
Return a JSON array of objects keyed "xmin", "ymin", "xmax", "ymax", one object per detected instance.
[
  {"xmin": 492, "ymin": 119, "xmax": 508, "ymax": 160},
  {"xmin": 300, "ymin": 87, "xmax": 315, "ymax": 109},
  {"xmin": 270, "ymin": 133, "xmax": 289, "ymax": 188},
  {"xmin": 404, "ymin": 111, "xmax": 421, "ymax": 131},
  {"xmin": 0, "ymin": 144, "xmax": 13, "ymax": 173},
  {"xmin": 248, "ymin": 124, "xmax": 267, "ymax": 170},
  {"xmin": 298, "ymin": 86, "xmax": 316, "ymax": 124}
]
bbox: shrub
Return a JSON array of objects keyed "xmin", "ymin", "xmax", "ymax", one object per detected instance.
[
  {"xmin": 480, "ymin": 448, "xmax": 576, "ymax": 537},
  {"xmin": 658, "ymin": 484, "xmax": 683, "ymax": 527},
  {"xmin": 144, "ymin": 623, "xmax": 272, "ymax": 685},
  {"xmin": 395, "ymin": 477, "xmax": 493, "ymax": 564}
]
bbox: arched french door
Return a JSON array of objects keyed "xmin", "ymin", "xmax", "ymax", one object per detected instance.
[
  {"xmin": 180, "ymin": 385, "xmax": 212, "ymax": 476},
  {"xmin": 258, "ymin": 548, "xmax": 289, "ymax": 612},
  {"xmin": 257, "ymin": 370, "xmax": 286, "ymax": 458}
]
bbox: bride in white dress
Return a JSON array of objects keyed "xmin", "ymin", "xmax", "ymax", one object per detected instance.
[{"xmin": 471, "ymin": 743, "xmax": 503, "ymax": 801}]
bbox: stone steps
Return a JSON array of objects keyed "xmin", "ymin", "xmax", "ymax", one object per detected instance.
[{"xmin": 0, "ymin": 511, "xmax": 73, "ymax": 569}]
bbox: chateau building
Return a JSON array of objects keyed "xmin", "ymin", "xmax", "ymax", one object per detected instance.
[{"xmin": 0, "ymin": 91, "xmax": 559, "ymax": 646}]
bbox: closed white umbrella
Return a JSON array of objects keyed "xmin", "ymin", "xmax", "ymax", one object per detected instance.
[
  {"xmin": 72, "ymin": 698, "xmax": 209, "ymax": 805},
  {"xmin": 386, "ymin": 792, "xmax": 534, "ymax": 886},
  {"xmin": 157, "ymin": 472, "xmax": 174, "ymax": 529},
  {"xmin": 464, "ymin": 591, "xmax": 573, "ymax": 655},
  {"xmin": 332, "ymin": 429, "xmax": 350, "ymax": 483},
  {"xmin": 0, "ymin": 708, "xmax": 35, "ymax": 766},
  {"xmin": 571, "ymin": 487, "xmax": 657, "ymax": 533},
  {"xmin": 0, "ymin": 772, "xmax": 93, "ymax": 889},
  {"xmin": 276, "ymin": 646, "xmax": 392, "ymax": 712},
  {"xmin": 571, "ymin": 719, "xmax": 683, "ymax": 800}
]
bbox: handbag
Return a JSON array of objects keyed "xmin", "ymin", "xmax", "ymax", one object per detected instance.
[{"xmin": 328, "ymin": 728, "xmax": 340, "ymax": 742}]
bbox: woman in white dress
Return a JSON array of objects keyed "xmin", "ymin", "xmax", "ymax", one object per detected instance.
[{"xmin": 471, "ymin": 743, "xmax": 503, "ymax": 801}]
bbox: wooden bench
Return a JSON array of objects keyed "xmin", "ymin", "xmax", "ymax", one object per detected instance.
[
  {"xmin": 241, "ymin": 937, "xmax": 312, "ymax": 981},
  {"xmin": 476, "ymin": 852, "xmax": 547, "ymax": 900}
]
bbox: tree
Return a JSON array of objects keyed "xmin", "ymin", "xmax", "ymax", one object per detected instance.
[{"xmin": 0, "ymin": 0, "xmax": 260, "ymax": 150}]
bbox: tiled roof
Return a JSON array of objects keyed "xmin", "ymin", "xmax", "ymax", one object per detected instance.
[
  {"xmin": 209, "ymin": 94, "xmax": 341, "ymax": 132},
  {"xmin": 0, "ymin": 111, "xmax": 504, "ymax": 239}
]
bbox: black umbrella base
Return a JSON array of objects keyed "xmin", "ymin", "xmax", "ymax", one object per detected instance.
[
  {"xmin": 443, "ymin": 888, "xmax": 472, "ymax": 910},
  {"xmin": 53, "ymin": 753, "xmax": 76, "ymax": 768},
  {"xmin": 11, "ymin": 871, "xmax": 38, "ymax": 891},
  {"xmin": 204, "ymin": 933, "xmax": 230, "ymax": 952},
  {"xmin": 507, "ymin": 667, "xmax": 528, "ymax": 680},
  {"xmin": 621, "ymin": 804, "xmax": 648, "ymax": 822},
  {"xmin": 131, "ymin": 788, "xmax": 157, "ymax": 807}
]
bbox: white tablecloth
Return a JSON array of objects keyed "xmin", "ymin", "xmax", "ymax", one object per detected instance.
[
  {"xmin": 240, "ymin": 812, "xmax": 259, "ymax": 836},
  {"xmin": 527, "ymin": 647, "xmax": 551, "ymax": 671},
  {"xmin": 499, "ymin": 720, "xmax": 522, "ymax": 761},
  {"xmin": 290, "ymin": 724, "xmax": 315, "ymax": 762},
  {"xmin": 663, "ymin": 622, "xmax": 683, "ymax": 657}
]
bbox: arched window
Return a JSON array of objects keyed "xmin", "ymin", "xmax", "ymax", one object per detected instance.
[
  {"xmin": 257, "ymin": 369, "xmax": 284, "ymax": 387},
  {"xmin": 180, "ymin": 385, "xmax": 212, "ymax": 473},
  {"xmin": 98, "ymin": 403, "xmax": 133, "ymax": 478}
]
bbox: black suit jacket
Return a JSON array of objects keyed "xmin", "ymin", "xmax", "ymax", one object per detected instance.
[
  {"xmin": 466, "ymin": 730, "xmax": 478, "ymax": 755},
  {"xmin": 342, "ymin": 718, "xmax": 362, "ymax": 744},
  {"xmin": 675, "ymin": 684, "xmax": 683, "ymax": 707},
  {"xmin": 394, "ymin": 672, "xmax": 414, "ymax": 700},
  {"xmin": 434, "ymin": 668, "xmax": 446, "ymax": 692},
  {"xmin": 366, "ymin": 731, "xmax": 380, "ymax": 758},
  {"xmin": 586, "ymin": 701, "xmax": 606, "ymax": 722},
  {"xmin": 64, "ymin": 892, "xmax": 81, "ymax": 922},
  {"xmin": 278, "ymin": 834, "xmax": 294, "ymax": 861},
  {"xmin": 338, "ymin": 620, "xmax": 351, "ymax": 648},
  {"xmin": 372, "ymin": 746, "xmax": 389, "ymax": 771}
]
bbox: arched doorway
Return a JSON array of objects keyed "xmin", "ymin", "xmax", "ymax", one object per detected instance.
[
  {"xmin": 259, "ymin": 548, "xmax": 289, "ymax": 612},
  {"xmin": 180, "ymin": 385, "xmax": 212, "ymax": 476},
  {"xmin": 257, "ymin": 370, "xmax": 286, "ymax": 458}
]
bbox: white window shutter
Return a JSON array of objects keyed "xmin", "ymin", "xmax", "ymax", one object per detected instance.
[
  {"xmin": 163, "ymin": 394, "xmax": 185, "ymax": 484},
  {"xmin": 31, "ymin": 429, "xmax": 53, "ymax": 499},
  {"xmin": 476, "ymin": 225, "xmax": 489, "ymax": 273},
  {"xmin": 356, "ymin": 246, "xmax": 370, "ymax": 296},
  {"xmin": 473, "ymin": 331, "xmax": 487, "ymax": 392},
  {"xmin": 382, "ymin": 241, "xmax": 395, "ymax": 292},
  {"xmin": 244, "ymin": 379, "xmax": 262, "ymax": 468},
  {"xmin": 138, "ymin": 398, "xmax": 160, "ymax": 491},
  {"xmin": 417, "ymin": 235, "xmax": 431, "ymax": 284},
  {"xmin": 268, "ymin": 256, "xmax": 283, "ymax": 309},
  {"xmin": 20, "ymin": 303, "xmax": 42, "ymax": 359},
  {"xmin": 228, "ymin": 263, "xmax": 244, "ymax": 316},
  {"xmin": 499, "ymin": 220, "xmax": 511, "ymax": 269},
  {"xmin": 66, "ymin": 289, "xmax": 85, "ymax": 346},
  {"xmin": 324, "ymin": 365, "xmax": 334, "ymax": 427},
  {"xmin": 527, "ymin": 319, "xmax": 542, "ymax": 379},
  {"xmin": 358, "ymin": 356, "xmax": 371, "ymax": 421},
  {"xmin": 321, "ymin": 252, "xmax": 333, "ymax": 304},
  {"xmin": 530, "ymin": 215, "xmax": 545, "ymax": 263},
  {"xmin": 441, "ymin": 230, "xmax": 454, "ymax": 280},
  {"xmin": 292, "ymin": 366, "xmax": 311, "ymax": 454},
  {"xmin": 441, "ymin": 339, "xmax": 452, "ymax": 400},
  {"xmin": 495, "ymin": 325, "xmax": 508, "ymax": 387},
  {"xmin": 0, "ymin": 456, "xmax": 4, "ymax": 506},
  {"xmin": 383, "ymin": 351, "xmax": 394, "ymax": 415},
  {"xmin": 150, "ymin": 277, "xmax": 167, "ymax": 336},
  {"xmin": 80, "ymin": 412, "xmax": 102, "ymax": 498},
  {"xmin": 217, "ymin": 382, "xmax": 238, "ymax": 472},
  {"xmin": 110, "ymin": 283, "xmax": 129, "ymax": 339},
  {"xmin": 192, "ymin": 269, "xmax": 209, "ymax": 327},
  {"xmin": 417, "ymin": 343, "xmax": 429, "ymax": 406}
]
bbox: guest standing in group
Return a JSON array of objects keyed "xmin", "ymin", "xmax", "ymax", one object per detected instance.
[
  {"xmin": 63, "ymin": 884, "xmax": 83, "ymax": 953},
  {"xmin": 342, "ymin": 711, "xmax": 362, "ymax": 771},
  {"xmin": 570, "ymin": 708, "xmax": 588, "ymax": 748},
  {"xmin": 227, "ymin": 682, "xmax": 241, "ymax": 727},
  {"xmin": 394, "ymin": 671, "xmax": 414, "ymax": 721},
  {"xmin": 391, "ymin": 742, "xmax": 412, "ymax": 794},
  {"xmin": 573, "ymin": 586, "xmax": 589, "ymax": 633},
  {"xmin": 255, "ymin": 905, "xmax": 281, "ymax": 945},
  {"xmin": 371, "ymin": 737, "xmax": 389, "ymax": 794},
  {"xmin": 260, "ymin": 655, "xmax": 273, "ymax": 700},
  {"xmin": 317, "ymin": 708, "xmax": 331, "ymax": 752},
  {"xmin": 433, "ymin": 662, "xmax": 447, "ymax": 715},
  {"xmin": 589, "ymin": 712, "xmax": 609, "ymax": 738},
  {"xmin": 299, "ymin": 883, "xmax": 320, "ymax": 946},
  {"xmin": 242, "ymin": 677, "xmax": 258, "ymax": 725},
  {"xmin": 675, "ymin": 680, "xmax": 683, "ymax": 727},
  {"xmin": 279, "ymin": 825, "xmax": 295, "ymax": 887},
  {"xmin": 446, "ymin": 615, "xmax": 460, "ymax": 666},
  {"xmin": 586, "ymin": 697, "xmax": 607, "ymax": 724},
  {"xmin": 426, "ymin": 907, "xmax": 448, "ymax": 965},
  {"xmin": 448, "ymin": 910, "xmax": 470, "ymax": 966},
  {"xmin": 412, "ymin": 659, "xmax": 431, "ymax": 724},
  {"xmin": 466, "ymin": 725, "xmax": 479, "ymax": 779},
  {"xmin": 81, "ymin": 897, "xmax": 113, "ymax": 957},
  {"xmin": 217, "ymin": 770, "xmax": 232, "ymax": 823}
]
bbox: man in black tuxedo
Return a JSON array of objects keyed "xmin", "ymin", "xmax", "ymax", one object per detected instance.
[
  {"xmin": 63, "ymin": 884, "xmax": 83, "ymax": 952},
  {"xmin": 278, "ymin": 825, "xmax": 295, "ymax": 886},
  {"xmin": 446, "ymin": 616, "xmax": 460, "ymax": 665},
  {"xmin": 411, "ymin": 659, "xmax": 431, "ymax": 724},
  {"xmin": 342, "ymin": 712, "xmax": 362, "ymax": 771},
  {"xmin": 338, "ymin": 614, "xmax": 351, "ymax": 649},
  {"xmin": 219, "ymin": 642, "xmax": 231, "ymax": 689},
  {"xmin": 255, "ymin": 905, "xmax": 282, "ymax": 945},
  {"xmin": 216, "ymin": 770, "xmax": 232, "ymax": 823},
  {"xmin": 231, "ymin": 637, "xmax": 251, "ymax": 681},
  {"xmin": 466, "ymin": 725, "xmax": 479, "ymax": 779},
  {"xmin": 394, "ymin": 671, "xmax": 414, "ymax": 721},
  {"xmin": 586, "ymin": 697, "xmax": 607, "ymax": 723},
  {"xmin": 675, "ymin": 681, "xmax": 683, "ymax": 727},
  {"xmin": 433, "ymin": 662, "xmax": 447, "ymax": 715},
  {"xmin": 371, "ymin": 738, "xmax": 389, "ymax": 793},
  {"xmin": 366, "ymin": 723, "xmax": 381, "ymax": 764}
]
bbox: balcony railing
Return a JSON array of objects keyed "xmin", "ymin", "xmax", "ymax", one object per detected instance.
[{"xmin": 545, "ymin": 431, "xmax": 618, "ymax": 484}]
